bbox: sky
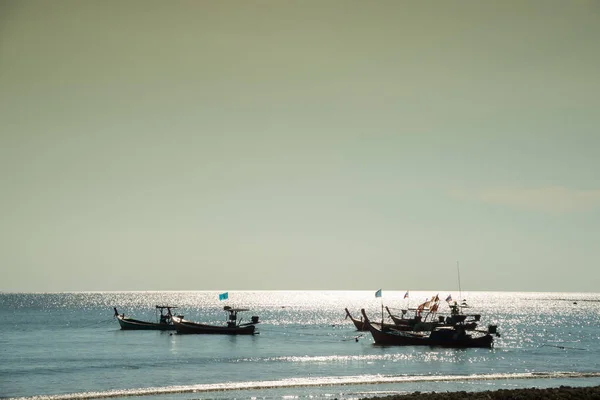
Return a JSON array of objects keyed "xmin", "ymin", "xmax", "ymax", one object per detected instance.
[{"xmin": 1, "ymin": 0, "xmax": 599, "ymax": 293}]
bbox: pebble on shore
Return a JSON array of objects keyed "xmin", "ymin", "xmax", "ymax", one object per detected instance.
[{"xmin": 363, "ymin": 385, "xmax": 600, "ymax": 400}]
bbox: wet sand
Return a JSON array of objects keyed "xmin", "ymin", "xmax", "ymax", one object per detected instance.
[{"xmin": 363, "ymin": 385, "xmax": 600, "ymax": 399}]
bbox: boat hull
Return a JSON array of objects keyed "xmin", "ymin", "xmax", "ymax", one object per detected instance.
[
  {"xmin": 116, "ymin": 315, "xmax": 175, "ymax": 331},
  {"xmin": 361, "ymin": 309, "xmax": 493, "ymax": 348},
  {"xmin": 171, "ymin": 316, "xmax": 257, "ymax": 335},
  {"xmin": 370, "ymin": 326, "xmax": 493, "ymax": 348},
  {"xmin": 345, "ymin": 308, "xmax": 368, "ymax": 331},
  {"xmin": 346, "ymin": 308, "xmax": 404, "ymax": 332}
]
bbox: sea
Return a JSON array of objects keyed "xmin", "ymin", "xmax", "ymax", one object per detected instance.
[{"xmin": 1, "ymin": 291, "xmax": 600, "ymax": 400}]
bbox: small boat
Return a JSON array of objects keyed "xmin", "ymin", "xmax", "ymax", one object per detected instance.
[
  {"xmin": 113, "ymin": 305, "xmax": 179, "ymax": 330},
  {"xmin": 171, "ymin": 306, "xmax": 260, "ymax": 335},
  {"xmin": 345, "ymin": 308, "xmax": 368, "ymax": 331},
  {"xmin": 345, "ymin": 308, "xmax": 403, "ymax": 331},
  {"xmin": 361, "ymin": 309, "xmax": 497, "ymax": 348},
  {"xmin": 443, "ymin": 302, "xmax": 481, "ymax": 329},
  {"xmin": 385, "ymin": 295, "xmax": 446, "ymax": 332},
  {"xmin": 386, "ymin": 305, "xmax": 480, "ymax": 331},
  {"xmin": 385, "ymin": 306, "xmax": 438, "ymax": 331}
]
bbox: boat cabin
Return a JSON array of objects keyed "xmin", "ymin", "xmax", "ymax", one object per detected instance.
[
  {"xmin": 224, "ymin": 306, "xmax": 260, "ymax": 327},
  {"xmin": 156, "ymin": 305, "xmax": 180, "ymax": 324}
]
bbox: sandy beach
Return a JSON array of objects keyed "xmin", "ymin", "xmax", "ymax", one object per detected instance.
[{"xmin": 364, "ymin": 385, "xmax": 600, "ymax": 399}]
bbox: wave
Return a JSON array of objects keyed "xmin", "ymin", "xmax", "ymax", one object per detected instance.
[{"xmin": 7, "ymin": 371, "xmax": 600, "ymax": 400}]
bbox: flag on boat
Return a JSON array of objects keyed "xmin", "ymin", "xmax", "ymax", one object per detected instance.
[
  {"xmin": 218, "ymin": 292, "xmax": 229, "ymax": 301},
  {"xmin": 375, "ymin": 289, "xmax": 382, "ymax": 298},
  {"xmin": 445, "ymin": 294, "xmax": 452, "ymax": 302},
  {"xmin": 404, "ymin": 291, "xmax": 409, "ymax": 299},
  {"xmin": 417, "ymin": 300, "xmax": 430, "ymax": 311}
]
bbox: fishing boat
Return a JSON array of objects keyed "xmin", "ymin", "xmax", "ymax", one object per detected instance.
[
  {"xmin": 345, "ymin": 308, "xmax": 368, "ymax": 331},
  {"xmin": 113, "ymin": 305, "xmax": 179, "ymax": 330},
  {"xmin": 171, "ymin": 306, "xmax": 260, "ymax": 335},
  {"xmin": 385, "ymin": 306, "xmax": 439, "ymax": 331},
  {"xmin": 444, "ymin": 302, "xmax": 481, "ymax": 329},
  {"xmin": 344, "ymin": 308, "xmax": 397, "ymax": 331},
  {"xmin": 385, "ymin": 294, "xmax": 446, "ymax": 331},
  {"xmin": 361, "ymin": 309, "xmax": 497, "ymax": 348},
  {"xmin": 386, "ymin": 305, "xmax": 480, "ymax": 331}
]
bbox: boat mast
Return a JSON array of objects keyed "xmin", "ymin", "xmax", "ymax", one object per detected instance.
[{"xmin": 457, "ymin": 261, "xmax": 462, "ymax": 304}]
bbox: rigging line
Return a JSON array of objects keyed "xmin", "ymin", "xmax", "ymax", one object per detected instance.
[
  {"xmin": 457, "ymin": 260, "xmax": 462, "ymax": 302},
  {"xmin": 269, "ymin": 338, "xmax": 347, "ymax": 344},
  {"xmin": 257, "ymin": 328, "xmax": 360, "ymax": 341},
  {"xmin": 254, "ymin": 331, "xmax": 353, "ymax": 343},
  {"xmin": 386, "ymin": 306, "xmax": 406, "ymax": 311},
  {"xmin": 258, "ymin": 328, "xmax": 347, "ymax": 337},
  {"xmin": 341, "ymin": 334, "xmax": 365, "ymax": 342},
  {"xmin": 75, "ymin": 318, "xmax": 116, "ymax": 329},
  {"xmin": 540, "ymin": 344, "xmax": 587, "ymax": 351}
]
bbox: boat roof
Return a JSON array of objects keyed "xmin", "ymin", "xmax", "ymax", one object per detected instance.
[
  {"xmin": 155, "ymin": 305, "xmax": 177, "ymax": 309},
  {"xmin": 224, "ymin": 306, "xmax": 250, "ymax": 312},
  {"xmin": 435, "ymin": 326, "xmax": 458, "ymax": 331}
]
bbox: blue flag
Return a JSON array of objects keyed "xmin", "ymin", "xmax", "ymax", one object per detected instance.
[
  {"xmin": 375, "ymin": 289, "xmax": 382, "ymax": 298},
  {"xmin": 219, "ymin": 292, "xmax": 229, "ymax": 301}
]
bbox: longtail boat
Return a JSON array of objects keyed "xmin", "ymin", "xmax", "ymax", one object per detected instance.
[
  {"xmin": 113, "ymin": 306, "xmax": 179, "ymax": 330},
  {"xmin": 385, "ymin": 306, "xmax": 480, "ymax": 331},
  {"xmin": 385, "ymin": 306, "xmax": 436, "ymax": 331},
  {"xmin": 171, "ymin": 306, "xmax": 259, "ymax": 335},
  {"xmin": 345, "ymin": 308, "xmax": 368, "ymax": 331},
  {"xmin": 361, "ymin": 309, "xmax": 497, "ymax": 348},
  {"xmin": 345, "ymin": 308, "xmax": 402, "ymax": 331},
  {"xmin": 444, "ymin": 302, "xmax": 481, "ymax": 329},
  {"xmin": 384, "ymin": 294, "xmax": 445, "ymax": 331}
]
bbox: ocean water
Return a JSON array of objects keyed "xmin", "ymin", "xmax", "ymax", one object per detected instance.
[{"xmin": 1, "ymin": 291, "xmax": 599, "ymax": 400}]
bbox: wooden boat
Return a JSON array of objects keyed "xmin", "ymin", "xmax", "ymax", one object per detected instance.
[
  {"xmin": 345, "ymin": 308, "xmax": 368, "ymax": 331},
  {"xmin": 113, "ymin": 305, "xmax": 179, "ymax": 330},
  {"xmin": 385, "ymin": 306, "xmax": 437, "ymax": 331},
  {"xmin": 384, "ymin": 295, "xmax": 445, "ymax": 332},
  {"xmin": 444, "ymin": 302, "xmax": 481, "ymax": 329},
  {"xmin": 386, "ymin": 305, "xmax": 480, "ymax": 331},
  {"xmin": 345, "ymin": 308, "xmax": 403, "ymax": 331},
  {"xmin": 171, "ymin": 306, "xmax": 259, "ymax": 335},
  {"xmin": 361, "ymin": 309, "xmax": 497, "ymax": 348}
]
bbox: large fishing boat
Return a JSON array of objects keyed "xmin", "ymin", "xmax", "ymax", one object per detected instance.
[
  {"xmin": 345, "ymin": 308, "xmax": 398, "ymax": 331},
  {"xmin": 361, "ymin": 309, "xmax": 498, "ymax": 348},
  {"xmin": 171, "ymin": 306, "xmax": 260, "ymax": 335},
  {"xmin": 113, "ymin": 305, "xmax": 178, "ymax": 330},
  {"xmin": 386, "ymin": 304, "xmax": 480, "ymax": 331}
]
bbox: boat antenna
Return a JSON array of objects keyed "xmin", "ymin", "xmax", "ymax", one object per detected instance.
[
  {"xmin": 457, "ymin": 261, "xmax": 462, "ymax": 304},
  {"xmin": 375, "ymin": 289, "xmax": 384, "ymax": 325},
  {"xmin": 381, "ymin": 296, "xmax": 384, "ymax": 326}
]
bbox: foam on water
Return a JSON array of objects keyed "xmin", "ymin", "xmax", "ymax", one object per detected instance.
[{"xmin": 8, "ymin": 372, "xmax": 600, "ymax": 400}]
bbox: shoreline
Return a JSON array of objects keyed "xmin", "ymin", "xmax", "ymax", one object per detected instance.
[{"xmin": 363, "ymin": 385, "xmax": 600, "ymax": 399}]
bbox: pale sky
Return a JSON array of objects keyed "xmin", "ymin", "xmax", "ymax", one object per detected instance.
[{"xmin": 1, "ymin": 0, "xmax": 599, "ymax": 292}]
